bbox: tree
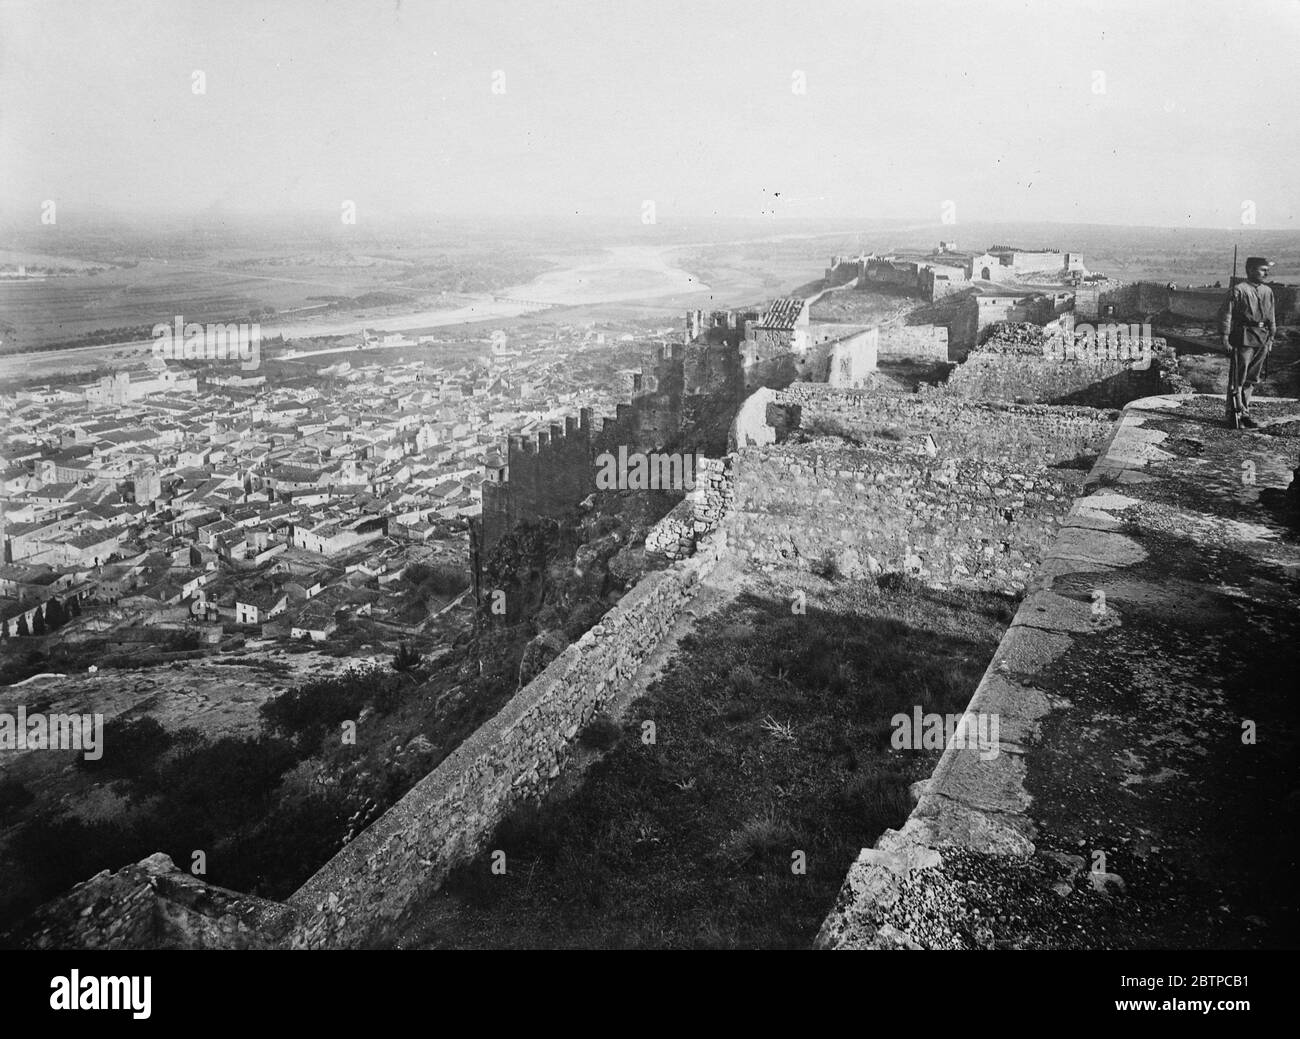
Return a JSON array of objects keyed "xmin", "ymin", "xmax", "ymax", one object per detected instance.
[
  {"xmin": 45, "ymin": 599, "xmax": 66, "ymax": 630},
  {"xmin": 392, "ymin": 643, "xmax": 422, "ymax": 678},
  {"xmin": 31, "ymin": 609, "xmax": 46, "ymax": 636},
  {"xmin": 1, "ymin": 618, "xmax": 8, "ymax": 639},
  {"xmin": 69, "ymin": 597, "xmax": 81, "ymax": 617},
  {"xmin": 16, "ymin": 614, "xmax": 30, "ymax": 637},
  {"xmin": 392, "ymin": 642, "xmax": 422, "ymax": 671}
]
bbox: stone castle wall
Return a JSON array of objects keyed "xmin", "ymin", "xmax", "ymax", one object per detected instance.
[
  {"xmin": 1078, "ymin": 280, "xmax": 1299, "ymax": 323},
  {"xmin": 877, "ymin": 324, "xmax": 949, "ymax": 362},
  {"xmin": 722, "ymin": 386, "xmax": 1110, "ymax": 594},
  {"xmin": 933, "ymin": 327, "xmax": 1177, "ymax": 408},
  {"xmin": 13, "ymin": 853, "xmax": 300, "ymax": 951},
  {"xmin": 481, "ymin": 346, "xmax": 688, "ymax": 554},
  {"xmin": 644, "ymin": 456, "xmax": 733, "ymax": 563},
  {"xmin": 287, "ymin": 529, "xmax": 728, "ymax": 948}
]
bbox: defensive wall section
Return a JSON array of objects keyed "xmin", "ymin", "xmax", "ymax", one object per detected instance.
[
  {"xmin": 721, "ymin": 384, "xmax": 1114, "ymax": 595},
  {"xmin": 935, "ymin": 327, "xmax": 1184, "ymax": 407},
  {"xmin": 816, "ymin": 392, "xmax": 1300, "ymax": 949},
  {"xmin": 480, "ymin": 343, "xmax": 688, "ymax": 554},
  {"xmin": 1076, "ymin": 280, "xmax": 1300, "ymax": 323},
  {"xmin": 643, "ymin": 456, "xmax": 732, "ymax": 564}
]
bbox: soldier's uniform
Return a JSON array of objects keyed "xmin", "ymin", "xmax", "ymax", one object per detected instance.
[{"xmin": 1218, "ymin": 259, "xmax": 1276, "ymax": 427}]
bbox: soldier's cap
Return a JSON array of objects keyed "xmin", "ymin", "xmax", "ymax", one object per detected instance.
[{"xmin": 1245, "ymin": 256, "xmax": 1272, "ymax": 269}]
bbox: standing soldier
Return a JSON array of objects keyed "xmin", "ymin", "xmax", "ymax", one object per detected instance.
[{"xmin": 1219, "ymin": 257, "xmax": 1276, "ymax": 429}]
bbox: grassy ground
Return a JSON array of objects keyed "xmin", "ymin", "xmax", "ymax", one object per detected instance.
[{"xmin": 416, "ymin": 574, "xmax": 1014, "ymax": 949}]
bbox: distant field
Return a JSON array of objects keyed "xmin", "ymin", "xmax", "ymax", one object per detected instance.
[
  {"xmin": 4, "ymin": 218, "xmax": 1298, "ymax": 380},
  {"xmin": 0, "ymin": 240, "xmax": 554, "ymax": 356}
]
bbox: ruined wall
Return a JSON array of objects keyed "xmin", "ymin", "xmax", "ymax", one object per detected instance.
[
  {"xmin": 1083, "ymin": 281, "xmax": 1299, "ymax": 323},
  {"xmin": 936, "ymin": 331, "xmax": 1173, "ymax": 408},
  {"xmin": 742, "ymin": 333, "xmax": 803, "ymax": 393},
  {"xmin": 864, "ymin": 260, "xmax": 918, "ymax": 289},
  {"xmin": 645, "ymin": 457, "xmax": 733, "ymax": 563},
  {"xmin": 814, "ymin": 320, "xmax": 947, "ymax": 362},
  {"xmin": 13, "ymin": 853, "xmax": 299, "ymax": 950},
  {"xmin": 776, "ymin": 385, "xmax": 1113, "ymax": 464},
  {"xmin": 975, "ymin": 298, "xmax": 1033, "ymax": 331},
  {"xmin": 1073, "ymin": 280, "xmax": 1133, "ymax": 320},
  {"xmin": 289, "ymin": 529, "xmax": 729, "ymax": 948},
  {"xmin": 725, "ymin": 444, "xmax": 1086, "ymax": 594},
  {"xmin": 683, "ymin": 337, "xmax": 743, "ymax": 398},
  {"xmin": 1166, "ymin": 288, "xmax": 1226, "ymax": 321},
  {"xmin": 922, "ymin": 294, "xmax": 980, "ymax": 357},
  {"xmin": 826, "ymin": 330, "xmax": 879, "ymax": 387},
  {"xmin": 877, "ymin": 324, "xmax": 949, "ymax": 362},
  {"xmin": 723, "ymin": 388, "xmax": 1108, "ymax": 594}
]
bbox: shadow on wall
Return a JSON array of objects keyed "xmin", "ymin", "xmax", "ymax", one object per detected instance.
[{"xmin": 1051, "ymin": 367, "xmax": 1165, "ymax": 408}]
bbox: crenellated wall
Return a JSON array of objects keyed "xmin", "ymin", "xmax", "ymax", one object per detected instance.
[{"xmin": 481, "ymin": 345, "xmax": 689, "ymax": 554}]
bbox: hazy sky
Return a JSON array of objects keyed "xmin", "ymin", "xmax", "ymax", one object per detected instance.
[{"xmin": 3, "ymin": 0, "xmax": 1298, "ymax": 229}]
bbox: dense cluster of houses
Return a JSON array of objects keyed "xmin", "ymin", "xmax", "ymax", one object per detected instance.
[{"xmin": 0, "ymin": 321, "xmax": 649, "ymax": 645}]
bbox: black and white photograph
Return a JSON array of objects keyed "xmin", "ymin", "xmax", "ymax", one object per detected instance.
[{"xmin": 0, "ymin": 0, "xmax": 1295, "ymax": 1012}]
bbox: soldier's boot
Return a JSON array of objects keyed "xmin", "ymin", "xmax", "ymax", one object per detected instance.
[
  {"xmin": 1240, "ymin": 386, "xmax": 1259, "ymax": 428},
  {"xmin": 1226, "ymin": 353, "xmax": 1243, "ymax": 429}
]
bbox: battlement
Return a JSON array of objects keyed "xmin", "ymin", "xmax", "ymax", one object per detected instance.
[
  {"xmin": 686, "ymin": 308, "xmax": 755, "ymax": 344},
  {"xmin": 480, "ymin": 354, "xmax": 690, "ymax": 553}
]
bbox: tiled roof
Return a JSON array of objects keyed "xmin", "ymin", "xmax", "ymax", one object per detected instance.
[{"xmin": 756, "ymin": 297, "xmax": 807, "ymax": 331}]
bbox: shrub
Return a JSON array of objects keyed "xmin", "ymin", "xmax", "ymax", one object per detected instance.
[
  {"xmin": 0, "ymin": 776, "xmax": 34, "ymax": 819},
  {"xmin": 877, "ymin": 571, "xmax": 909, "ymax": 592},
  {"xmin": 834, "ymin": 767, "xmax": 914, "ymax": 836},
  {"xmin": 725, "ymin": 665, "xmax": 764, "ymax": 698},
  {"xmin": 721, "ymin": 806, "xmax": 798, "ymax": 865},
  {"xmin": 154, "ymin": 735, "xmax": 299, "ymax": 835},
  {"xmin": 392, "ymin": 643, "xmax": 423, "ymax": 675},
  {"xmin": 720, "ymin": 699, "xmax": 757, "ymax": 723},
  {"xmin": 78, "ymin": 717, "xmax": 174, "ymax": 779},
  {"xmin": 260, "ymin": 666, "xmax": 383, "ymax": 750},
  {"xmin": 579, "ymin": 714, "xmax": 622, "ymax": 752},
  {"xmin": 215, "ymin": 788, "xmax": 353, "ymax": 899},
  {"xmin": 810, "ymin": 550, "xmax": 840, "ymax": 581}
]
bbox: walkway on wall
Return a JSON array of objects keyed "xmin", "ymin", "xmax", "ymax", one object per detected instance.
[{"xmin": 817, "ymin": 393, "xmax": 1300, "ymax": 949}]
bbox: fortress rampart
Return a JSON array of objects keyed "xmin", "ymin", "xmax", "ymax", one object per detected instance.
[
  {"xmin": 480, "ymin": 343, "xmax": 688, "ymax": 554},
  {"xmin": 933, "ymin": 328, "xmax": 1181, "ymax": 407},
  {"xmin": 723, "ymin": 385, "xmax": 1112, "ymax": 594},
  {"xmin": 1076, "ymin": 279, "xmax": 1300, "ymax": 323}
]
